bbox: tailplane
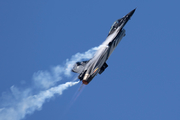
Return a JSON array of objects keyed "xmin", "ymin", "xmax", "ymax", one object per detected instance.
[{"xmin": 72, "ymin": 61, "xmax": 88, "ymax": 73}]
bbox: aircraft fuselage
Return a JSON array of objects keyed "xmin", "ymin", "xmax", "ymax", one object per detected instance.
[{"xmin": 72, "ymin": 8, "xmax": 136, "ymax": 85}]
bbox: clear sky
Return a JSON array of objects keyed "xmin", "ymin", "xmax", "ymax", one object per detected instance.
[{"xmin": 0, "ymin": 0, "xmax": 180, "ymax": 120}]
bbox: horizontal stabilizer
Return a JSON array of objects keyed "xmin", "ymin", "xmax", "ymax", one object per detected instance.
[{"xmin": 72, "ymin": 61, "xmax": 88, "ymax": 73}]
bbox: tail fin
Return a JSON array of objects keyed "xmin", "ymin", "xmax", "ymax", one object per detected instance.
[{"xmin": 99, "ymin": 62, "xmax": 108, "ymax": 74}]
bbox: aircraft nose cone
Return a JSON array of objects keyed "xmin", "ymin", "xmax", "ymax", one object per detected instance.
[
  {"xmin": 117, "ymin": 8, "xmax": 136, "ymax": 23},
  {"xmin": 126, "ymin": 8, "xmax": 136, "ymax": 18}
]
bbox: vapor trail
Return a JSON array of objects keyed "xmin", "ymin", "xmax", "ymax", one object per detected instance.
[
  {"xmin": 0, "ymin": 81, "xmax": 79, "ymax": 120},
  {"xmin": 0, "ymin": 46, "xmax": 99, "ymax": 120}
]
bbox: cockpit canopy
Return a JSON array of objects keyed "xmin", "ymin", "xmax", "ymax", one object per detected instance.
[
  {"xmin": 108, "ymin": 18, "xmax": 123, "ymax": 35},
  {"xmin": 109, "ymin": 20, "xmax": 119, "ymax": 34}
]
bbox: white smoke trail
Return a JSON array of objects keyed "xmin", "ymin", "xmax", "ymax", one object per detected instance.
[
  {"xmin": 0, "ymin": 81, "xmax": 79, "ymax": 120},
  {"xmin": 0, "ymin": 46, "xmax": 99, "ymax": 120},
  {"xmin": 33, "ymin": 46, "xmax": 99, "ymax": 89}
]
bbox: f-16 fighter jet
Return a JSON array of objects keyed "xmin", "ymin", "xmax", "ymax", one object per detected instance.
[{"xmin": 72, "ymin": 8, "xmax": 136, "ymax": 85}]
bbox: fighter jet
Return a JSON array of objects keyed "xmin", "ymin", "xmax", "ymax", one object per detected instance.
[{"xmin": 72, "ymin": 8, "xmax": 136, "ymax": 85}]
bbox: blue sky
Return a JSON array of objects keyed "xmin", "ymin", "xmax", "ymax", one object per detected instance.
[{"xmin": 0, "ymin": 0, "xmax": 180, "ymax": 120}]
